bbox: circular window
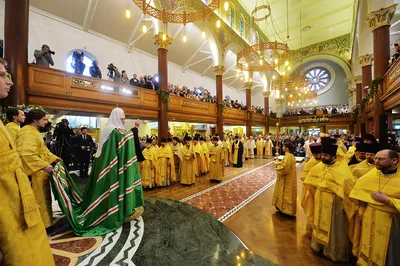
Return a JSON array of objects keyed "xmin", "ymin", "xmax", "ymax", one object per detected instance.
[
  {"xmin": 65, "ymin": 50, "xmax": 97, "ymax": 77},
  {"xmin": 305, "ymin": 67, "xmax": 330, "ymax": 92}
]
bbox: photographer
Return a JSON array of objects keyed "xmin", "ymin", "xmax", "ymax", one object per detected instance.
[
  {"xmin": 34, "ymin": 44, "xmax": 55, "ymax": 68},
  {"xmin": 71, "ymin": 51, "xmax": 86, "ymax": 75},
  {"xmin": 107, "ymin": 63, "xmax": 121, "ymax": 83},
  {"xmin": 89, "ymin": 60, "xmax": 102, "ymax": 79}
]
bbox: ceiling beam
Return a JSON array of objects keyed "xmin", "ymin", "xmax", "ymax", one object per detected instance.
[
  {"xmin": 224, "ymin": 62, "xmax": 236, "ymax": 75},
  {"xmin": 173, "ymin": 25, "xmax": 184, "ymax": 39},
  {"xmin": 82, "ymin": 0, "xmax": 99, "ymax": 31},
  {"xmin": 229, "ymin": 77, "xmax": 239, "ymax": 86},
  {"xmin": 127, "ymin": 13, "xmax": 145, "ymax": 48},
  {"xmin": 390, "ymin": 31, "xmax": 400, "ymax": 36},
  {"xmin": 223, "ymin": 75, "xmax": 237, "ymax": 80},
  {"xmin": 186, "ymin": 57, "xmax": 212, "ymax": 70},
  {"xmin": 199, "ymin": 50, "xmax": 212, "ymax": 54},
  {"xmin": 128, "ymin": 25, "xmax": 154, "ymax": 49},
  {"xmin": 201, "ymin": 62, "xmax": 214, "ymax": 76},
  {"xmin": 183, "ymin": 40, "xmax": 208, "ymax": 71}
]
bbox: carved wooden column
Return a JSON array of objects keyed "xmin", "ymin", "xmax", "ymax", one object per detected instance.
[
  {"xmin": 353, "ymin": 75, "xmax": 362, "ymax": 135},
  {"xmin": 367, "ymin": 4, "xmax": 397, "ymax": 140},
  {"xmin": 154, "ymin": 33, "xmax": 173, "ymax": 141},
  {"xmin": 244, "ymin": 81, "xmax": 253, "ymax": 137},
  {"xmin": 213, "ymin": 65, "xmax": 225, "ymax": 138},
  {"xmin": 3, "ymin": 0, "xmax": 29, "ymax": 105},
  {"xmin": 263, "ymin": 91, "xmax": 270, "ymax": 134}
]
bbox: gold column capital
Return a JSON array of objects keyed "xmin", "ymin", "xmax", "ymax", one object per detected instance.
[
  {"xmin": 358, "ymin": 54, "xmax": 374, "ymax": 67},
  {"xmin": 153, "ymin": 32, "xmax": 173, "ymax": 50},
  {"xmin": 263, "ymin": 91, "xmax": 271, "ymax": 98},
  {"xmin": 244, "ymin": 81, "xmax": 253, "ymax": 89},
  {"xmin": 366, "ymin": 4, "xmax": 398, "ymax": 31},
  {"xmin": 212, "ymin": 65, "xmax": 225, "ymax": 76},
  {"xmin": 353, "ymin": 75, "xmax": 362, "ymax": 84}
]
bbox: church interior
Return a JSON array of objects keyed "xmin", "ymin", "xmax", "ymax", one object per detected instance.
[{"xmin": 1, "ymin": 0, "xmax": 400, "ymax": 265}]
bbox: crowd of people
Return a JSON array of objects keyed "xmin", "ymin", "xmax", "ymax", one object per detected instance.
[
  {"xmin": 283, "ymin": 104, "xmax": 351, "ymax": 116},
  {"xmin": 272, "ymin": 130, "xmax": 400, "ymax": 265}
]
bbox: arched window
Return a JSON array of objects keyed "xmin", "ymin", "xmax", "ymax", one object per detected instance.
[
  {"xmin": 65, "ymin": 50, "xmax": 96, "ymax": 77},
  {"xmin": 239, "ymin": 16, "xmax": 244, "ymax": 37},
  {"xmin": 229, "ymin": 8, "xmax": 234, "ymax": 28},
  {"xmin": 305, "ymin": 67, "xmax": 331, "ymax": 92}
]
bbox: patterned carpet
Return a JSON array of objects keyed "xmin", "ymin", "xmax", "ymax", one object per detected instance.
[{"xmin": 182, "ymin": 162, "xmax": 277, "ymax": 222}]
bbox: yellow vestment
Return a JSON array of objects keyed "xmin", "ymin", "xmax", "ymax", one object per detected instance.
[
  {"xmin": 171, "ymin": 143, "xmax": 182, "ymax": 182},
  {"xmin": 16, "ymin": 125, "xmax": 59, "ymax": 228},
  {"xmin": 180, "ymin": 145, "xmax": 196, "ymax": 185},
  {"xmin": 140, "ymin": 147, "xmax": 158, "ymax": 188},
  {"xmin": 303, "ymin": 160, "xmax": 356, "ymax": 262},
  {"xmin": 256, "ymin": 139, "xmax": 264, "ymax": 157},
  {"xmin": 351, "ymin": 159, "xmax": 375, "ymax": 179},
  {"xmin": 222, "ymin": 140, "xmax": 230, "ymax": 166},
  {"xmin": 209, "ymin": 143, "xmax": 225, "ymax": 181},
  {"xmin": 264, "ymin": 139, "xmax": 273, "ymax": 158},
  {"xmin": 272, "ymin": 152, "xmax": 297, "ymax": 216},
  {"xmin": 201, "ymin": 142, "xmax": 210, "ymax": 172},
  {"xmin": 300, "ymin": 157, "xmax": 320, "ymax": 214},
  {"xmin": 346, "ymin": 145, "xmax": 356, "ymax": 162},
  {"xmin": 349, "ymin": 168, "xmax": 400, "ymax": 266},
  {"xmin": 4, "ymin": 121, "xmax": 20, "ymax": 142},
  {"xmin": 0, "ymin": 121, "xmax": 54, "ymax": 266},
  {"xmin": 156, "ymin": 145, "xmax": 175, "ymax": 186},
  {"xmin": 194, "ymin": 142, "xmax": 207, "ymax": 175}
]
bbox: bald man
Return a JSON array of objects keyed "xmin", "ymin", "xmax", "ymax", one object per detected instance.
[{"xmin": 349, "ymin": 150, "xmax": 400, "ymax": 266}]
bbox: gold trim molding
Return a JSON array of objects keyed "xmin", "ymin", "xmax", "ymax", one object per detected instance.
[
  {"xmin": 358, "ymin": 54, "xmax": 374, "ymax": 67},
  {"xmin": 366, "ymin": 4, "xmax": 398, "ymax": 31},
  {"xmin": 243, "ymin": 81, "xmax": 253, "ymax": 89},
  {"xmin": 263, "ymin": 91, "xmax": 271, "ymax": 98}
]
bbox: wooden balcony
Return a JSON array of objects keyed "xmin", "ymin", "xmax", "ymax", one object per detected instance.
[
  {"xmin": 223, "ymin": 108, "xmax": 248, "ymax": 125},
  {"xmin": 28, "ymin": 65, "xmax": 159, "ymax": 118},
  {"xmin": 382, "ymin": 59, "xmax": 400, "ymax": 110},
  {"xmin": 279, "ymin": 113, "xmax": 353, "ymax": 127},
  {"xmin": 169, "ymin": 95, "xmax": 218, "ymax": 123}
]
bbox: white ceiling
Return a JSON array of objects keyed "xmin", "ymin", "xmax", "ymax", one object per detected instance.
[{"xmin": 238, "ymin": 0, "xmax": 355, "ymax": 50}]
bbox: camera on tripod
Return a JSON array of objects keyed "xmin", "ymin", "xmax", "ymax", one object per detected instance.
[{"xmin": 48, "ymin": 50, "xmax": 55, "ymax": 55}]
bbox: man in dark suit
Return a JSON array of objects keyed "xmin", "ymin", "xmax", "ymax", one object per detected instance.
[{"xmin": 75, "ymin": 127, "xmax": 94, "ymax": 177}]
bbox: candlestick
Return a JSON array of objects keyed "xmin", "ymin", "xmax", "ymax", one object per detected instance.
[{"xmin": 275, "ymin": 122, "xmax": 280, "ymax": 163}]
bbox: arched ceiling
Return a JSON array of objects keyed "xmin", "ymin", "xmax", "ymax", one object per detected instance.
[{"xmin": 238, "ymin": 0, "xmax": 355, "ymax": 50}]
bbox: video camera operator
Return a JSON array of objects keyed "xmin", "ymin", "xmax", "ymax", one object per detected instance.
[
  {"xmin": 89, "ymin": 60, "xmax": 102, "ymax": 79},
  {"xmin": 34, "ymin": 44, "xmax": 55, "ymax": 68},
  {"xmin": 71, "ymin": 51, "xmax": 86, "ymax": 75},
  {"xmin": 107, "ymin": 63, "xmax": 121, "ymax": 83}
]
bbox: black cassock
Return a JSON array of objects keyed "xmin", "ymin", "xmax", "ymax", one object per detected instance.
[{"xmin": 232, "ymin": 140, "xmax": 244, "ymax": 168}]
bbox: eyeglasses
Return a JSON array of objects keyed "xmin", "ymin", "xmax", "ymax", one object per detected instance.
[{"xmin": 375, "ymin": 157, "xmax": 390, "ymax": 161}]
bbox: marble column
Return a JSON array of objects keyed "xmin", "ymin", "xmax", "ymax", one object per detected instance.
[
  {"xmin": 3, "ymin": 0, "xmax": 29, "ymax": 106},
  {"xmin": 367, "ymin": 4, "xmax": 397, "ymax": 140},
  {"xmin": 244, "ymin": 81, "xmax": 253, "ymax": 137},
  {"xmin": 213, "ymin": 65, "xmax": 225, "ymax": 138},
  {"xmin": 263, "ymin": 91, "xmax": 270, "ymax": 134},
  {"xmin": 154, "ymin": 33, "xmax": 173, "ymax": 141}
]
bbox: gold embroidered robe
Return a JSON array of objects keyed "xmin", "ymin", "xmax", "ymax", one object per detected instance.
[
  {"xmin": 351, "ymin": 160, "xmax": 375, "ymax": 179},
  {"xmin": 209, "ymin": 144, "xmax": 225, "ymax": 181},
  {"xmin": 16, "ymin": 125, "xmax": 59, "ymax": 228},
  {"xmin": 0, "ymin": 121, "xmax": 54, "ymax": 266},
  {"xmin": 4, "ymin": 121, "xmax": 20, "ymax": 142},
  {"xmin": 171, "ymin": 143, "xmax": 182, "ymax": 182},
  {"xmin": 272, "ymin": 152, "xmax": 297, "ymax": 216},
  {"xmin": 156, "ymin": 145, "xmax": 175, "ymax": 186},
  {"xmin": 140, "ymin": 147, "xmax": 158, "ymax": 188},
  {"xmin": 180, "ymin": 145, "xmax": 196, "ymax": 185},
  {"xmin": 256, "ymin": 139, "xmax": 264, "ymax": 157},
  {"xmin": 349, "ymin": 168, "xmax": 400, "ymax": 266}
]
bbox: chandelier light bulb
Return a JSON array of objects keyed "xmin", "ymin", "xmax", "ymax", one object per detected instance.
[
  {"xmin": 290, "ymin": 94, "xmax": 292, "ymax": 97},
  {"xmin": 285, "ymin": 61, "xmax": 289, "ymax": 66},
  {"xmin": 274, "ymin": 59, "xmax": 278, "ymax": 64},
  {"xmin": 250, "ymin": 78, "xmax": 253, "ymax": 82},
  {"xmin": 125, "ymin": 9, "xmax": 131, "ymax": 19},
  {"xmin": 282, "ymin": 71, "xmax": 286, "ymax": 75},
  {"xmin": 142, "ymin": 24, "xmax": 147, "ymax": 33},
  {"xmin": 285, "ymin": 87, "xmax": 288, "ymax": 91},
  {"xmin": 240, "ymin": 76, "xmax": 243, "ymax": 81},
  {"xmin": 272, "ymin": 75, "xmax": 276, "ymax": 80},
  {"xmin": 216, "ymin": 20, "xmax": 221, "ymax": 28},
  {"xmin": 183, "ymin": 35, "xmax": 187, "ymax": 43},
  {"xmin": 259, "ymin": 59, "xmax": 263, "ymax": 65},
  {"xmin": 287, "ymin": 66, "xmax": 291, "ymax": 70},
  {"xmin": 162, "ymin": 33, "xmax": 167, "ymax": 41},
  {"xmin": 202, "ymin": 31, "xmax": 206, "ymax": 38},
  {"xmin": 224, "ymin": 1, "xmax": 229, "ymax": 11}
]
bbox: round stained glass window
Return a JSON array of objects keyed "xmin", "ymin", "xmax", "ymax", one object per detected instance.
[{"xmin": 305, "ymin": 67, "xmax": 330, "ymax": 92}]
